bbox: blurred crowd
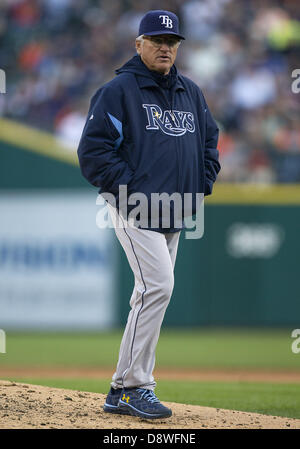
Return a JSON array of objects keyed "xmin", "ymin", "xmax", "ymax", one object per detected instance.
[{"xmin": 0, "ymin": 0, "xmax": 299, "ymax": 183}]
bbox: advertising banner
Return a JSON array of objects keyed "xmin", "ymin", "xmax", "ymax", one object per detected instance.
[{"xmin": 0, "ymin": 191, "xmax": 116, "ymax": 330}]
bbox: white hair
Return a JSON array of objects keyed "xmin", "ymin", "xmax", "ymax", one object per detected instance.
[{"xmin": 135, "ymin": 35, "xmax": 144, "ymax": 55}]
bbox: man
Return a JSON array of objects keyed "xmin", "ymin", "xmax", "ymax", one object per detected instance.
[{"xmin": 77, "ymin": 10, "xmax": 220, "ymax": 419}]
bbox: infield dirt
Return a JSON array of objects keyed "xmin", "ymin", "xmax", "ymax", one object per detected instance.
[
  {"xmin": 1, "ymin": 366, "xmax": 300, "ymax": 383},
  {"xmin": 0, "ymin": 380, "xmax": 300, "ymax": 429}
]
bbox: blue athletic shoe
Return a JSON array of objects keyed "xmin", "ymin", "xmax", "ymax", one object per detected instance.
[
  {"xmin": 118, "ymin": 388, "xmax": 172, "ymax": 419},
  {"xmin": 103, "ymin": 387, "xmax": 131, "ymax": 415}
]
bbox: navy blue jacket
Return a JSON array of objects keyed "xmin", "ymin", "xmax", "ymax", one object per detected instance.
[{"xmin": 77, "ymin": 55, "xmax": 220, "ymax": 232}]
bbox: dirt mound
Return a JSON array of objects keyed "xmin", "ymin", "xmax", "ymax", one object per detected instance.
[{"xmin": 0, "ymin": 380, "xmax": 299, "ymax": 429}]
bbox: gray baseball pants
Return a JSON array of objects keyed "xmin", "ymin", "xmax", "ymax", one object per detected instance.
[{"xmin": 107, "ymin": 203, "xmax": 181, "ymax": 391}]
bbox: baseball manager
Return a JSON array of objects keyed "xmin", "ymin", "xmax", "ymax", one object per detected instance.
[{"xmin": 77, "ymin": 9, "xmax": 220, "ymax": 419}]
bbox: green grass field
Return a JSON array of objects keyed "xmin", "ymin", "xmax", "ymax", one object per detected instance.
[
  {"xmin": 1, "ymin": 328, "xmax": 300, "ymax": 419},
  {"xmin": 2, "ymin": 328, "xmax": 299, "ymax": 369}
]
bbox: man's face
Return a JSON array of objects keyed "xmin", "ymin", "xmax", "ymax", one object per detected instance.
[{"xmin": 136, "ymin": 35, "xmax": 181, "ymax": 75}]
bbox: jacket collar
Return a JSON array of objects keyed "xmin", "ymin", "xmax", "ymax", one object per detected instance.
[{"xmin": 136, "ymin": 74, "xmax": 186, "ymax": 91}]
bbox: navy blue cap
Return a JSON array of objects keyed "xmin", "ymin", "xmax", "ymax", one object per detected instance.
[{"xmin": 138, "ymin": 10, "xmax": 185, "ymax": 40}]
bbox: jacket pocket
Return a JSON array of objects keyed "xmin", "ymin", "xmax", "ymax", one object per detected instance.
[{"xmin": 127, "ymin": 173, "xmax": 149, "ymax": 195}]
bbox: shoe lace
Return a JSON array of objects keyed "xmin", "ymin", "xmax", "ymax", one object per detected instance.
[{"xmin": 136, "ymin": 388, "xmax": 160, "ymax": 404}]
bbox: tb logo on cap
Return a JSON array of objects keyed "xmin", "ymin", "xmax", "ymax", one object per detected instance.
[{"xmin": 159, "ymin": 15, "xmax": 173, "ymax": 28}]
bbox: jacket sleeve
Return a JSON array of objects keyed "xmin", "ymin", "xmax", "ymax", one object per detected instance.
[
  {"xmin": 201, "ymin": 94, "xmax": 221, "ymax": 196},
  {"xmin": 77, "ymin": 84, "xmax": 134, "ymax": 194}
]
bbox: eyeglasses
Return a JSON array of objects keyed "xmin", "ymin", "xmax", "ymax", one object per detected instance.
[{"xmin": 143, "ymin": 35, "xmax": 181, "ymax": 49}]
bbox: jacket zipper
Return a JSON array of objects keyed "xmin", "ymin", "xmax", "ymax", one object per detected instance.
[{"xmin": 159, "ymin": 87, "xmax": 181, "ymax": 194}]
